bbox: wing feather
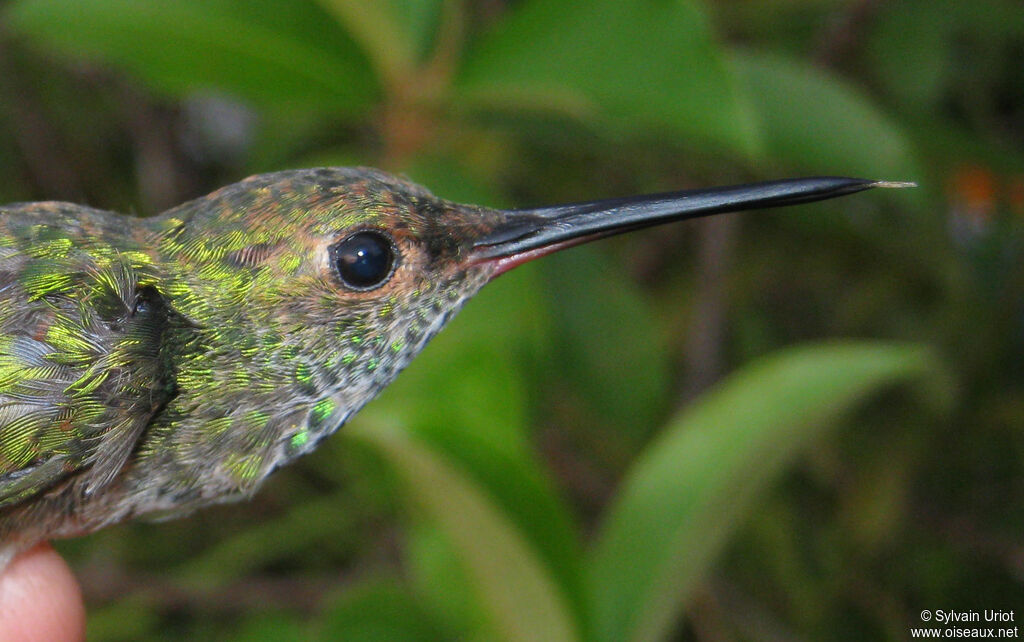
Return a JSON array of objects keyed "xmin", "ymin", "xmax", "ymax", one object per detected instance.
[{"xmin": 0, "ymin": 205, "xmax": 174, "ymax": 507}]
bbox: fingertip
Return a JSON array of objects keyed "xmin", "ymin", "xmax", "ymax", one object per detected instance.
[{"xmin": 0, "ymin": 544, "xmax": 86, "ymax": 642}]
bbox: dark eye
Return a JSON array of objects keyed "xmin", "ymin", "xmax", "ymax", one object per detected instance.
[{"xmin": 330, "ymin": 231, "xmax": 396, "ymax": 290}]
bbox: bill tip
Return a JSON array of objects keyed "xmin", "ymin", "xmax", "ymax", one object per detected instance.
[{"xmin": 871, "ymin": 180, "xmax": 917, "ymax": 189}]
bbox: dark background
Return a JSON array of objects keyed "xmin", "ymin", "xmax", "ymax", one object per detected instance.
[{"xmin": 0, "ymin": 0, "xmax": 1021, "ymax": 639}]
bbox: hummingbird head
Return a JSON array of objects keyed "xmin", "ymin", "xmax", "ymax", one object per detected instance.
[
  {"xmin": 151, "ymin": 167, "xmax": 515, "ymax": 463},
  {"xmin": 151, "ymin": 167, "xmax": 902, "ymax": 468}
]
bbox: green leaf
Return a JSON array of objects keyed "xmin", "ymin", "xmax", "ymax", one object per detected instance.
[
  {"xmin": 405, "ymin": 523, "xmax": 490, "ymax": 638},
  {"xmin": 866, "ymin": 0, "xmax": 1024, "ymax": 113},
  {"xmin": 230, "ymin": 611, "xmax": 311, "ymax": 642},
  {"xmin": 413, "ymin": 422, "xmax": 586, "ymax": 620},
  {"xmin": 587, "ymin": 341, "xmax": 938, "ymax": 642},
  {"xmin": 733, "ymin": 51, "xmax": 920, "ymax": 181},
  {"xmin": 402, "ymin": 155, "xmax": 506, "ymax": 207},
  {"xmin": 540, "ymin": 248, "xmax": 671, "ymax": 440},
  {"xmin": 348, "ymin": 421, "xmax": 581, "ymax": 642},
  {"xmin": 313, "ymin": 0, "xmax": 441, "ymax": 85},
  {"xmin": 87, "ymin": 595, "xmax": 160, "ymax": 641},
  {"xmin": 455, "ymin": 0, "xmax": 760, "ymax": 159},
  {"xmin": 320, "ymin": 578, "xmax": 447, "ymax": 641},
  {"xmin": 172, "ymin": 491, "xmax": 357, "ymax": 589},
  {"xmin": 5, "ymin": 0, "xmax": 378, "ymax": 112}
]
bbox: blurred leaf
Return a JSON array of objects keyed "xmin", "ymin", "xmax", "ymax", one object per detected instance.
[
  {"xmin": 455, "ymin": 0, "xmax": 761, "ymax": 159},
  {"xmin": 5, "ymin": 0, "xmax": 378, "ymax": 112},
  {"xmin": 541, "ymin": 248, "xmax": 671, "ymax": 438},
  {"xmin": 388, "ymin": 0, "xmax": 447, "ymax": 61},
  {"xmin": 313, "ymin": 0, "xmax": 442, "ymax": 85},
  {"xmin": 838, "ymin": 437, "xmax": 914, "ymax": 548},
  {"xmin": 405, "ymin": 523, "xmax": 491, "ymax": 638},
  {"xmin": 320, "ymin": 578, "xmax": 447, "ymax": 641},
  {"xmin": 733, "ymin": 51, "xmax": 920, "ymax": 181},
  {"xmin": 230, "ymin": 611, "xmax": 311, "ymax": 642},
  {"xmin": 403, "ymin": 154, "xmax": 506, "ymax": 206},
  {"xmin": 87, "ymin": 596, "xmax": 160, "ymax": 641},
  {"xmin": 900, "ymin": 114, "xmax": 1024, "ymax": 177},
  {"xmin": 349, "ymin": 420, "xmax": 581, "ymax": 642},
  {"xmin": 866, "ymin": 0, "xmax": 1024, "ymax": 113},
  {"xmin": 587, "ymin": 341, "xmax": 938, "ymax": 642},
  {"xmin": 173, "ymin": 491, "xmax": 356, "ymax": 588},
  {"xmin": 413, "ymin": 421, "xmax": 586, "ymax": 617},
  {"xmin": 245, "ymin": 111, "xmax": 358, "ymax": 173},
  {"xmin": 863, "ymin": 1, "xmax": 954, "ymax": 112}
]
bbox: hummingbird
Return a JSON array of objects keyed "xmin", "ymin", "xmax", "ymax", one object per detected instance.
[{"xmin": 0, "ymin": 167, "xmax": 910, "ymax": 566}]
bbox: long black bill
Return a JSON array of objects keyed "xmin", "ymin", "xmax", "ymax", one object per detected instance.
[{"xmin": 471, "ymin": 176, "xmax": 912, "ymax": 265}]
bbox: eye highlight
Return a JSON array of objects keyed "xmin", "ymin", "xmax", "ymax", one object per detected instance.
[{"xmin": 329, "ymin": 231, "xmax": 397, "ymax": 290}]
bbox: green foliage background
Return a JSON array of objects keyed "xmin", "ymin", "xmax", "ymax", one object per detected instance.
[{"xmin": 0, "ymin": 0, "xmax": 1021, "ymax": 639}]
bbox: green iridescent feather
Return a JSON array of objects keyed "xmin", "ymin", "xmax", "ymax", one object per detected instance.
[{"xmin": 0, "ymin": 203, "xmax": 172, "ymax": 507}]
